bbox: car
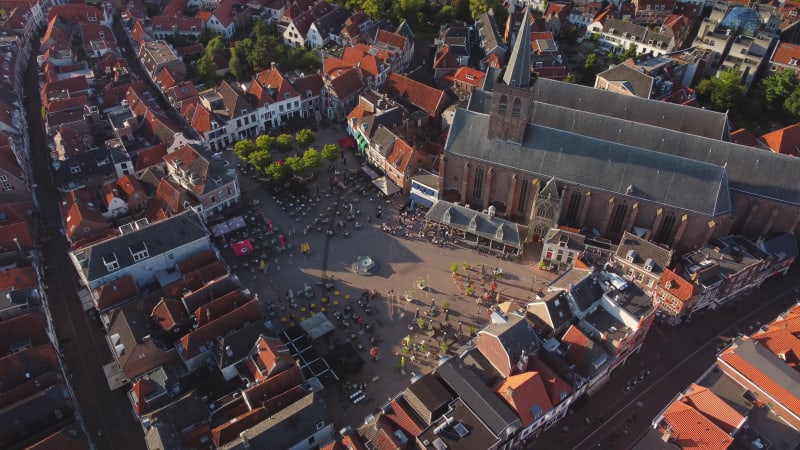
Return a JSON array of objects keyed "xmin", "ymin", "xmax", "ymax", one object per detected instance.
[{"xmin": 211, "ymin": 152, "xmax": 223, "ymax": 160}]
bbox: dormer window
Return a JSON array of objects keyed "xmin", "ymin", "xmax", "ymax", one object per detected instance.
[
  {"xmin": 285, "ymin": 92, "xmax": 291, "ymax": 99},
  {"xmin": 103, "ymin": 253, "xmax": 119, "ymax": 272},
  {"xmin": 130, "ymin": 242, "xmax": 150, "ymax": 262}
]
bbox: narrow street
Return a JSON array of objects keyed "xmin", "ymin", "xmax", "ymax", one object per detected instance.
[{"xmin": 23, "ymin": 37, "xmax": 145, "ymax": 450}]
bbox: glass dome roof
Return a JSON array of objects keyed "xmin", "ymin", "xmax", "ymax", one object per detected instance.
[{"xmin": 721, "ymin": 7, "xmax": 760, "ymax": 36}]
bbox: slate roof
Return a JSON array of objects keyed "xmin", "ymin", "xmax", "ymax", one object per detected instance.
[
  {"xmin": 762, "ymin": 232, "xmax": 798, "ymax": 261},
  {"xmin": 445, "ymin": 108, "xmax": 732, "ymax": 216},
  {"xmin": 425, "ymin": 200, "xmax": 522, "ymax": 249},
  {"xmin": 142, "ymin": 391, "xmax": 209, "ymax": 434},
  {"xmin": 596, "ymin": 64, "xmax": 654, "ymax": 98},
  {"xmin": 436, "ymin": 358, "xmax": 521, "ymax": 437},
  {"xmin": 403, "ymin": 373, "xmax": 453, "ymax": 424},
  {"xmin": 52, "ymin": 147, "xmax": 120, "ymax": 192},
  {"xmin": 561, "ymin": 325, "xmax": 609, "ymax": 377},
  {"xmin": 215, "ymin": 322, "xmax": 269, "ymax": 369},
  {"xmin": 71, "ymin": 210, "xmax": 209, "ymax": 284},
  {"xmin": 526, "ymin": 290, "xmax": 573, "ymax": 335},
  {"xmin": 543, "ymin": 228, "xmax": 585, "ymax": 251},
  {"xmin": 615, "ymin": 232, "xmax": 672, "ymax": 275},
  {"xmin": 221, "ymin": 392, "xmax": 331, "ymax": 449}
]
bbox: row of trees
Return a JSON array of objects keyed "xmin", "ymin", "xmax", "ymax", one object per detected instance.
[
  {"xmin": 233, "ymin": 129, "xmax": 341, "ymax": 181},
  {"xmin": 341, "ymin": 0, "xmax": 506, "ymax": 31}
]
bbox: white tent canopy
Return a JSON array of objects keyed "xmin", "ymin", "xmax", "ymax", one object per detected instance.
[
  {"xmin": 300, "ymin": 313, "xmax": 336, "ymax": 340},
  {"xmin": 372, "ymin": 176, "xmax": 401, "ymax": 197}
]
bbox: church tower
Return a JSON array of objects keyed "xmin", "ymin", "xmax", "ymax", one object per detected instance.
[
  {"xmin": 487, "ymin": 7, "xmax": 535, "ymax": 144},
  {"xmin": 528, "ymin": 177, "xmax": 563, "ymax": 242}
]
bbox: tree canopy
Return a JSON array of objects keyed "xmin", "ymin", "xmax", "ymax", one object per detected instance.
[
  {"xmin": 762, "ymin": 69, "xmax": 798, "ymax": 110},
  {"xmin": 295, "ymin": 129, "xmax": 316, "ymax": 147},
  {"xmin": 322, "ymin": 144, "xmax": 341, "ymax": 163},
  {"xmin": 276, "ymin": 134, "xmax": 294, "ymax": 152},
  {"xmin": 696, "ymin": 68, "xmax": 745, "ymax": 112}
]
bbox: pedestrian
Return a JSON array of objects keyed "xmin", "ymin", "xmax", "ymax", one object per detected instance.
[{"xmin": 415, "ymin": 308, "xmax": 419, "ymax": 319}]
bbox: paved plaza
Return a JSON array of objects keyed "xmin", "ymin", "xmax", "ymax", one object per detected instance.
[{"xmin": 215, "ymin": 125, "xmax": 558, "ymax": 431}]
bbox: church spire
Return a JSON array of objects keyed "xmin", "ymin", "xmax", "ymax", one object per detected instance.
[{"xmin": 503, "ymin": 7, "xmax": 532, "ymax": 89}]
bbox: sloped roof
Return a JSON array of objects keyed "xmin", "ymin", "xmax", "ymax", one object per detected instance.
[
  {"xmin": 94, "ymin": 275, "xmax": 139, "ymax": 310},
  {"xmin": 163, "ymin": 144, "xmax": 209, "ymax": 195},
  {"xmin": 426, "ymin": 200, "xmax": 522, "ymax": 249},
  {"xmin": 496, "ymin": 371, "xmax": 553, "ymax": 426},
  {"xmin": 659, "ymin": 400, "xmax": 733, "ymax": 450},
  {"xmin": 384, "ymin": 72, "xmax": 447, "ymax": 118},
  {"xmin": 384, "ymin": 397, "xmax": 425, "ymax": 437},
  {"xmin": 134, "ymin": 143, "xmax": 168, "ymax": 172},
  {"xmin": 0, "ymin": 266, "xmax": 37, "ymax": 291},
  {"xmin": 526, "ymin": 356, "xmax": 573, "ymax": 407},
  {"xmin": 374, "ymin": 29, "xmax": 407, "ymax": 50},
  {"xmin": 177, "ymin": 300, "xmax": 261, "ymax": 359},
  {"xmin": 0, "ymin": 312, "xmax": 49, "ymax": 359},
  {"xmin": 681, "ymin": 384, "xmax": 745, "ymax": 434},
  {"xmin": 658, "ymin": 268, "xmax": 697, "ymax": 302},
  {"xmin": 150, "ymin": 298, "xmax": 187, "ymax": 331},
  {"xmin": 561, "ymin": 324, "xmax": 609, "ymax": 377},
  {"xmin": 615, "ymin": 231, "xmax": 672, "ymax": 275},
  {"xmin": 596, "ymin": 63, "xmax": 654, "ymax": 98},
  {"xmin": 328, "ymin": 67, "xmax": 364, "ymax": 99},
  {"xmin": 760, "ymin": 122, "xmax": 800, "ymax": 157}
]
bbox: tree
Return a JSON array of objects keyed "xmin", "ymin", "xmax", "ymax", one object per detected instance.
[
  {"xmin": 322, "ymin": 144, "xmax": 341, "ymax": 163},
  {"xmin": 302, "ymin": 148, "xmax": 321, "ymax": 169},
  {"xmin": 583, "ymin": 53, "xmax": 600, "ymax": 83},
  {"xmin": 392, "ymin": 0, "xmax": 424, "ymax": 26},
  {"xmin": 256, "ymin": 134, "xmax": 275, "ymax": 152},
  {"xmin": 451, "ymin": 0, "xmax": 471, "ymax": 20},
  {"xmin": 784, "ymin": 87, "xmax": 800, "ymax": 117},
  {"xmin": 229, "ymin": 51, "xmax": 248, "ymax": 81},
  {"xmin": 437, "ymin": 5, "xmax": 455, "ymax": 23},
  {"xmin": 469, "ymin": 0, "xmax": 505, "ymax": 23},
  {"xmin": 621, "ymin": 43, "xmax": 638, "ymax": 61},
  {"xmin": 248, "ymin": 149, "xmax": 272, "ymax": 170},
  {"xmin": 205, "ymin": 36, "xmax": 225, "ymax": 58},
  {"xmin": 276, "ymin": 134, "xmax": 294, "ymax": 152},
  {"xmin": 196, "ymin": 55, "xmax": 218, "ymax": 84},
  {"xmin": 564, "ymin": 73, "xmax": 577, "ymax": 83},
  {"xmin": 285, "ymin": 155, "xmax": 305, "ymax": 174},
  {"xmin": 696, "ymin": 68, "xmax": 744, "ymax": 112},
  {"xmin": 265, "ymin": 161, "xmax": 289, "ymax": 180},
  {"xmin": 295, "ymin": 128, "xmax": 316, "ymax": 147},
  {"xmin": 762, "ymin": 69, "xmax": 798, "ymax": 109},
  {"xmin": 233, "ymin": 139, "xmax": 256, "ymax": 160}
]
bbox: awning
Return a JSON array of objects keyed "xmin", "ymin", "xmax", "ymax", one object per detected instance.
[
  {"xmin": 210, "ymin": 222, "xmax": 231, "ymax": 237},
  {"xmin": 300, "ymin": 313, "xmax": 336, "ymax": 340},
  {"xmin": 338, "ymin": 136, "xmax": 356, "ymax": 148},
  {"xmin": 361, "ymin": 165, "xmax": 379, "ymax": 180},
  {"xmin": 372, "ymin": 176, "xmax": 401, "ymax": 196},
  {"xmin": 355, "ymin": 132, "xmax": 368, "ymax": 150},
  {"xmin": 226, "ymin": 216, "xmax": 246, "ymax": 232},
  {"xmin": 232, "ymin": 240, "xmax": 254, "ymax": 257}
]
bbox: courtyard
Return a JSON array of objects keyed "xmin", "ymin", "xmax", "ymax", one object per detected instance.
[{"xmin": 212, "ymin": 125, "xmax": 558, "ymax": 431}]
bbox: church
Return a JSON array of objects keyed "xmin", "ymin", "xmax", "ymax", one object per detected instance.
[{"xmin": 438, "ymin": 8, "xmax": 800, "ymax": 253}]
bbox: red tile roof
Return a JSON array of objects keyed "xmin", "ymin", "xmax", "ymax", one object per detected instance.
[
  {"xmin": 129, "ymin": 378, "xmax": 157, "ymax": 415},
  {"xmin": 321, "ymin": 431, "xmax": 368, "ymax": 450},
  {"xmin": 0, "ymin": 266, "xmax": 37, "ymax": 291},
  {"xmin": 385, "ymin": 398, "xmax": 425, "ymax": 436},
  {"xmin": 347, "ymin": 105, "xmax": 370, "ymax": 122},
  {"xmin": 162, "ymin": 144, "xmax": 208, "ymax": 195},
  {"xmin": 452, "ymin": 66, "xmax": 486, "ymax": 88},
  {"xmin": 771, "ymin": 41, "xmax": 800, "ymax": 67},
  {"xmin": 527, "ymin": 356, "xmax": 574, "ymax": 407},
  {"xmin": 160, "ymin": 0, "xmax": 187, "ymax": 16},
  {"xmin": 250, "ymin": 335, "xmax": 293, "ymax": 378},
  {"xmin": 328, "ymin": 67, "xmax": 364, "ymax": 100},
  {"xmin": 681, "ymin": 384, "xmax": 745, "ymax": 434},
  {"xmin": 341, "ymin": 44, "xmax": 390, "ymax": 79},
  {"xmin": 150, "ymin": 298, "xmax": 187, "ymax": 331},
  {"xmin": 134, "ymin": 143, "xmax": 168, "ymax": 172},
  {"xmin": 47, "ymin": 3, "xmax": 106, "ymax": 25},
  {"xmin": 0, "ymin": 202, "xmax": 35, "ymax": 250},
  {"xmin": 177, "ymin": 248, "xmax": 219, "ymax": 273},
  {"xmin": 47, "ymin": 95, "xmax": 89, "ymax": 114},
  {"xmin": 178, "ymin": 300, "xmax": 261, "ymax": 359},
  {"xmin": 60, "ymin": 190, "xmax": 109, "ymax": 243},
  {"xmin": 0, "ymin": 312, "xmax": 49, "ymax": 359},
  {"xmin": 730, "ymin": 128, "xmax": 759, "ymax": 147},
  {"xmin": 250, "ymin": 67, "xmax": 300, "ymax": 106},
  {"xmin": 384, "ymin": 72, "xmax": 447, "ymax": 118},
  {"xmin": 753, "ymin": 328, "xmax": 800, "ymax": 370},
  {"xmin": 561, "ymin": 325, "xmax": 591, "ymax": 368},
  {"xmin": 42, "ymin": 76, "xmax": 89, "ymax": 102},
  {"xmin": 760, "ymin": 123, "xmax": 800, "ymax": 157},
  {"xmin": 212, "ymin": 407, "xmax": 269, "ymax": 447},
  {"xmin": 0, "ymin": 344, "xmax": 59, "ymax": 393},
  {"xmin": 658, "ymin": 268, "xmax": 697, "ymax": 302},
  {"xmin": 195, "ymin": 289, "xmax": 253, "ymax": 326},
  {"xmin": 210, "ymin": 0, "xmax": 242, "ymax": 27},
  {"xmin": 433, "ymin": 45, "xmax": 459, "ymax": 70},
  {"xmin": 719, "ymin": 344, "xmax": 800, "ymax": 417},
  {"xmin": 155, "ymin": 65, "xmax": 185, "ymax": 90},
  {"xmin": 152, "ymin": 15, "xmax": 202, "ymax": 33},
  {"xmin": 496, "ymin": 371, "xmax": 553, "ymax": 426},
  {"xmin": 374, "ymin": 29, "xmax": 407, "ymax": 50},
  {"xmin": 94, "ymin": 275, "xmax": 139, "ymax": 310},
  {"xmin": 659, "ymin": 400, "xmax": 734, "ymax": 450},
  {"xmin": 293, "ymin": 74, "xmax": 324, "ymax": 98},
  {"xmin": 243, "ymin": 364, "xmax": 304, "ymax": 407},
  {"xmin": 23, "ymin": 422, "xmax": 88, "ymax": 450}
]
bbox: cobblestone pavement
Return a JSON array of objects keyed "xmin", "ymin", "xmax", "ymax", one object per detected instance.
[{"xmin": 214, "ymin": 125, "xmax": 558, "ymax": 431}]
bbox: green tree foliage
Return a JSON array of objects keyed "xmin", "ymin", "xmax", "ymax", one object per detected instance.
[
  {"xmin": 783, "ymin": 88, "xmax": 800, "ymax": 118},
  {"xmin": 621, "ymin": 43, "xmax": 638, "ymax": 61},
  {"xmin": 233, "ymin": 139, "xmax": 256, "ymax": 160},
  {"xmin": 437, "ymin": 5, "xmax": 455, "ymax": 23},
  {"xmin": 392, "ymin": 0, "xmax": 424, "ymax": 26},
  {"xmin": 256, "ymin": 134, "xmax": 275, "ymax": 152},
  {"xmin": 564, "ymin": 73, "xmax": 577, "ymax": 83},
  {"xmin": 469, "ymin": 0, "xmax": 505, "ymax": 24},
  {"xmin": 276, "ymin": 134, "xmax": 294, "ymax": 152},
  {"xmin": 762, "ymin": 69, "xmax": 798, "ymax": 109},
  {"xmin": 248, "ymin": 149, "xmax": 272, "ymax": 170},
  {"xmin": 205, "ymin": 36, "xmax": 225, "ymax": 58},
  {"xmin": 583, "ymin": 53, "xmax": 600, "ymax": 83},
  {"xmin": 265, "ymin": 161, "xmax": 289, "ymax": 180},
  {"xmin": 295, "ymin": 129, "xmax": 316, "ymax": 147},
  {"xmin": 451, "ymin": 0, "xmax": 472, "ymax": 21},
  {"xmin": 322, "ymin": 144, "xmax": 341, "ymax": 163},
  {"xmin": 285, "ymin": 155, "xmax": 305, "ymax": 174},
  {"xmin": 302, "ymin": 148, "xmax": 321, "ymax": 169},
  {"xmin": 229, "ymin": 51, "xmax": 247, "ymax": 81},
  {"xmin": 696, "ymin": 68, "xmax": 745, "ymax": 112},
  {"xmin": 197, "ymin": 54, "xmax": 219, "ymax": 83}
]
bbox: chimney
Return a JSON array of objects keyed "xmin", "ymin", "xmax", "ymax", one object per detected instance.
[{"xmin": 270, "ymin": 61, "xmax": 277, "ymax": 70}]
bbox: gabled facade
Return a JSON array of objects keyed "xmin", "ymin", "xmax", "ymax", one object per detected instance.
[
  {"xmin": 612, "ymin": 231, "xmax": 673, "ymax": 294},
  {"xmin": 162, "ymin": 144, "xmax": 240, "ymax": 218}
]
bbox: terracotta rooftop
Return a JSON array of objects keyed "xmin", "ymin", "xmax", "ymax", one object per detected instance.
[
  {"xmin": 94, "ymin": 275, "xmax": 139, "ymax": 310},
  {"xmin": 384, "ymin": 397, "xmax": 425, "ymax": 437},
  {"xmin": 760, "ymin": 123, "xmax": 800, "ymax": 157},
  {"xmin": 680, "ymin": 384, "xmax": 745, "ymax": 434},
  {"xmin": 659, "ymin": 400, "xmax": 733, "ymax": 450},
  {"xmin": 384, "ymin": 72, "xmax": 447, "ymax": 117},
  {"xmin": 150, "ymin": 298, "xmax": 188, "ymax": 331},
  {"xmin": 0, "ymin": 266, "xmax": 37, "ymax": 291},
  {"xmin": 658, "ymin": 268, "xmax": 697, "ymax": 302},
  {"xmin": 177, "ymin": 300, "xmax": 261, "ymax": 360},
  {"xmin": 496, "ymin": 371, "xmax": 554, "ymax": 426}
]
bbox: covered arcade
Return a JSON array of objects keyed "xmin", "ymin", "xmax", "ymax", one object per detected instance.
[{"xmin": 424, "ymin": 200, "xmax": 523, "ymax": 256}]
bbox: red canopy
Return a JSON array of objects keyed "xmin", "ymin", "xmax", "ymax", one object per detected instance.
[
  {"xmin": 338, "ymin": 137, "xmax": 356, "ymax": 148},
  {"xmin": 232, "ymin": 240, "xmax": 254, "ymax": 257}
]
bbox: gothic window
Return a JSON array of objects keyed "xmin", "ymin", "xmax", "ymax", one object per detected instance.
[
  {"xmin": 512, "ymin": 98, "xmax": 522, "ymax": 117},
  {"xmin": 498, "ymin": 95, "xmax": 508, "ymax": 115},
  {"xmin": 533, "ymin": 223, "xmax": 549, "ymax": 238},
  {"xmin": 473, "ymin": 166, "xmax": 484, "ymax": 199},
  {"xmin": 565, "ymin": 191, "xmax": 582, "ymax": 226},
  {"xmin": 609, "ymin": 203, "xmax": 628, "ymax": 234},
  {"xmin": 536, "ymin": 203, "xmax": 554, "ymax": 220},
  {"xmin": 517, "ymin": 178, "xmax": 529, "ymax": 214},
  {"xmin": 656, "ymin": 213, "xmax": 677, "ymax": 245}
]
